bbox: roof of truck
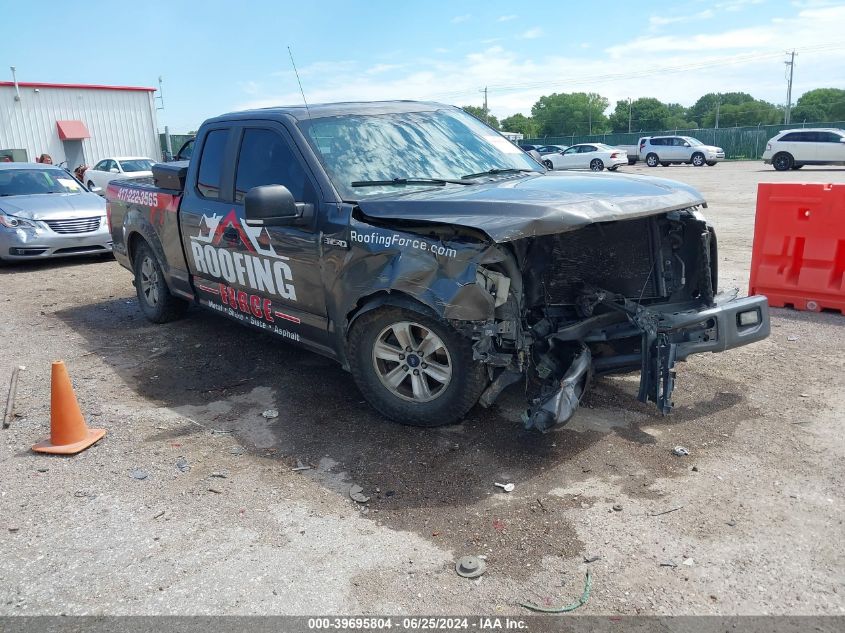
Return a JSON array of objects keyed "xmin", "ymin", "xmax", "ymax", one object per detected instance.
[{"xmin": 213, "ymin": 100, "xmax": 451, "ymax": 122}]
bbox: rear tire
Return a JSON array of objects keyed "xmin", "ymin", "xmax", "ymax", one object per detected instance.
[
  {"xmin": 772, "ymin": 152, "xmax": 793, "ymax": 171},
  {"xmin": 691, "ymin": 152, "xmax": 706, "ymax": 167},
  {"xmin": 646, "ymin": 153, "xmax": 659, "ymax": 167},
  {"xmin": 543, "ymin": 159, "xmax": 554, "ymax": 170},
  {"xmin": 133, "ymin": 242, "xmax": 189, "ymax": 323},
  {"xmin": 706, "ymin": 161, "xmax": 717, "ymax": 166},
  {"xmin": 347, "ymin": 307, "xmax": 488, "ymax": 427},
  {"xmin": 589, "ymin": 158, "xmax": 604, "ymax": 171},
  {"xmin": 660, "ymin": 162, "xmax": 670, "ymax": 167}
]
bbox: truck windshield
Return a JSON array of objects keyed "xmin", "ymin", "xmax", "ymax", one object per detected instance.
[
  {"xmin": 0, "ymin": 169, "xmax": 85, "ymax": 196},
  {"xmin": 299, "ymin": 108, "xmax": 542, "ymax": 199}
]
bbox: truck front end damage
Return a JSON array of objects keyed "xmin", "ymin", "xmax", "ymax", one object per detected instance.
[{"xmin": 465, "ymin": 208, "xmax": 769, "ymax": 431}]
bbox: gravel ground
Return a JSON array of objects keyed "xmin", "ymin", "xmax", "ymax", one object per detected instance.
[{"xmin": 1, "ymin": 161, "xmax": 843, "ymax": 615}]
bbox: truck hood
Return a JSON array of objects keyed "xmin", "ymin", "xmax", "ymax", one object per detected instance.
[
  {"xmin": 0, "ymin": 193, "xmax": 106, "ymax": 221},
  {"xmin": 356, "ymin": 171, "xmax": 706, "ymax": 243}
]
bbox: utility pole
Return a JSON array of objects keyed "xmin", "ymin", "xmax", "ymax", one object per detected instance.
[
  {"xmin": 715, "ymin": 94, "xmax": 721, "ymax": 129},
  {"xmin": 628, "ymin": 97, "xmax": 633, "ymax": 134},
  {"xmin": 480, "ymin": 86, "xmax": 488, "ymax": 125},
  {"xmin": 784, "ymin": 50, "xmax": 795, "ymax": 124}
]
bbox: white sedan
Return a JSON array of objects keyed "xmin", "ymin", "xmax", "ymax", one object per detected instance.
[
  {"xmin": 83, "ymin": 157, "xmax": 155, "ymax": 193},
  {"xmin": 541, "ymin": 143, "xmax": 628, "ymax": 172}
]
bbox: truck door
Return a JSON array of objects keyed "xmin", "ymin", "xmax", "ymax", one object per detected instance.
[{"xmin": 180, "ymin": 123, "xmax": 331, "ymax": 355}]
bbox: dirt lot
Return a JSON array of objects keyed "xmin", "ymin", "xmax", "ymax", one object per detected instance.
[{"xmin": 1, "ymin": 161, "xmax": 843, "ymax": 616}]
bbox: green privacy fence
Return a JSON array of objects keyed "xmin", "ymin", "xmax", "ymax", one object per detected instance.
[
  {"xmin": 525, "ymin": 121, "xmax": 845, "ymax": 160},
  {"xmin": 158, "ymin": 133, "xmax": 194, "ymax": 159}
]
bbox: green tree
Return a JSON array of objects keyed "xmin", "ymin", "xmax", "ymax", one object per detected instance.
[
  {"xmin": 531, "ymin": 92, "xmax": 610, "ymax": 136},
  {"xmin": 701, "ymin": 99, "xmax": 781, "ymax": 127},
  {"xmin": 500, "ymin": 113, "xmax": 537, "ymax": 137},
  {"xmin": 665, "ymin": 103, "xmax": 696, "ymax": 130},
  {"xmin": 689, "ymin": 92, "xmax": 756, "ymax": 126},
  {"xmin": 608, "ymin": 98, "xmax": 671, "ymax": 132},
  {"xmin": 461, "ymin": 105, "xmax": 500, "ymax": 129},
  {"xmin": 791, "ymin": 88, "xmax": 845, "ymax": 122}
]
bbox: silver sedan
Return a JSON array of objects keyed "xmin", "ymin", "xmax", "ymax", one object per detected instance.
[{"xmin": 0, "ymin": 163, "xmax": 111, "ymax": 262}]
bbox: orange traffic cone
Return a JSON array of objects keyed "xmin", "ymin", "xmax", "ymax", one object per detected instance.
[{"xmin": 32, "ymin": 361, "xmax": 106, "ymax": 455}]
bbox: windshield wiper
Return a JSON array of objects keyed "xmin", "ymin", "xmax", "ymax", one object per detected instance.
[
  {"xmin": 460, "ymin": 168, "xmax": 537, "ymax": 180},
  {"xmin": 351, "ymin": 177, "xmax": 471, "ymax": 187}
]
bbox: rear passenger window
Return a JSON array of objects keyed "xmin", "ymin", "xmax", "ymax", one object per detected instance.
[
  {"xmin": 780, "ymin": 132, "xmax": 808, "ymax": 142},
  {"xmin": 197, "ymin": 130, "xmax": 228, "ymax": 199},
  {"xmin": 234, "ymin": 128, "xmax": 315, "ymax": 204}
]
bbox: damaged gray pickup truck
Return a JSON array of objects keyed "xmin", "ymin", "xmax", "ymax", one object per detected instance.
[{"xmin": 106, "ymin": 101, "xmax": 770, "ymax": 431}]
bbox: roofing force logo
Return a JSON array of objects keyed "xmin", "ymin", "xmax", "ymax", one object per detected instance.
[{"xmin": 189, "ymin": 210, "xmax": 297, "ymax": 301}]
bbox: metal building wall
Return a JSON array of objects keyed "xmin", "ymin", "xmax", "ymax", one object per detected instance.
[{"xmin": 0, "ymin": 84, "xmax": 160, "ymax": 166}]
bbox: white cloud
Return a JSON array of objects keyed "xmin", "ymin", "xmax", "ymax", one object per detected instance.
[
  {"xmin": 366, "ymin": 64, "xmax": 403, "ymax": 75},
  {"xmin": 717, "ymin": 0, "xmax": 765, "ymax": 11},
  {"xmin": 451, "ymin": 14, "xmax": 471, "ymax": 24},
  {"xmin": 497, "ymin": 14, "xmax": 518, "ymax": 22},
  {"xmin": 649, "ymin": 9, "xmax": 714, "ymax": 29},
  {"xmin": 235, "ymin": 7, "xmax": 845, "ymax": 120},
  {"xmin": 520, "ymin": 27, "xmax": 543, "ymax": 39}
]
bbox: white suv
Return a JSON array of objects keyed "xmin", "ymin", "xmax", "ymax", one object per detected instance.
[
  {"xmin": 762, "ymin": 128, "xmax": 845, "ymax": 171},
  {"xmin": 640, "ymin": 136, "xmax": 724, "ymax": 167}
]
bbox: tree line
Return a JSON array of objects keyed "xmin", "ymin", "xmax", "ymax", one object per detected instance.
[{"xmin": 462, "ymin": 88, "xmax": 845, "ymax": 137}]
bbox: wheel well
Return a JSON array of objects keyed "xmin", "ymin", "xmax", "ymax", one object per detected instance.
[
  {"xmin": 126, "ymin": 232, "xmax": 148, "ymax": 271},
  {"xmin": 346, "ymin": 291, "xmax": 440, "ymax": 334}
]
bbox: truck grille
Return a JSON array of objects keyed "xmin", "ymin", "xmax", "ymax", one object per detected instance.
[
  {"xmin": 45, "ymin": 217, "xmax": 101, "ymax": 234},
  {"xmin": 534, "ymin": 218, "xmax": 660, "ymax": 305}
]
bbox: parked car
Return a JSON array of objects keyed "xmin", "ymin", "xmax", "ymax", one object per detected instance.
[
  {"xmin": 761, "ymin": 128, "xmax": 845, "ymax": 171},
  {"xmin": 0, "ymin": 163, "xmax": 111, "ymax": 261},
  {"xmin": 519, "ymin": 143, "xmax": 538, "ymax": 152},
  {"xmin": 106, "ymin": 100, "xmax": 769, "ymax": 432},
  {"xmin": 617, "ymin": 137, "xmax": 650, "ymax": 164},
  {"xmin": 541, "ymin": 143, "xmax": 628, "ymax": 171},
  {"xmin": 534, "ymin": 144, "xmax": 567, "ymax": 155},
  {"xmin": 83, "ymin": 157, "xmax": 155, "ymax": 193},
  {"xmin": 640, "ymin": 136, "xmax": 724, "ymax": 167}
]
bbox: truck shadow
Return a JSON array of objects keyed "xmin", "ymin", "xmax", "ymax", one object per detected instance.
[{"xmin": 55, "ymin": 297, "xmax": 752, "ymax": 576}]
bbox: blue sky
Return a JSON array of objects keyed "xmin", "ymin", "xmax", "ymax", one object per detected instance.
[{"xmin": 5, "ymin": 0, "xmax": 845, "ymax": 132}]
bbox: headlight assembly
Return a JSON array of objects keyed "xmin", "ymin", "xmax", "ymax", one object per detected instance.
[{"xmin": 0, "ymin": 214, "xmax": 38, "ymax": 229}]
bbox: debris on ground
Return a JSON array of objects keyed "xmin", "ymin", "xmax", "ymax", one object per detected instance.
[
  {"xmin": 175, "ymin": 457, "xmax": 190, "ymax": 473},
  {"xmin": 8, "ymin": 526, "xmax": 20, "ymax": 533},
  {"xmin": 210, "ymin": 471, "xmax": 228, "ymax": 479},
  {"xmin": 208, "ymin": 488, "xmax": 222, "ymax": 494},
  {"xmin": 261, "ymin": 409, "xmax": 279, "ymax": 419},
  {"xmin": 349, "ymin": 484, "xmax": 370, "ymax": 503},
  {"xmin": 153, "ymin": 510, "xmax": 165, "ymax": 519},
  {"xmin": 726, "ymin": 519, "xmax": 737, "ymax": 527},
  {"xmin": 672, "ymin": 446, "xmax": 690, "ymax": 457},
  {"xmin": 455, "ymin": 555, "xmax": 486, "ymax": 578},
  {"xmin": 494, "ymin": 482, "xmax": 515, "ymax": 492},
  {"xmin": 520, "ymin": 571, "xmax": 592, "ymax": 613},
  {"xmin": 583, "ymin": 555, "xmax": 601, "ymax": 563},
  {"xmin": 660, "ymin": 561, "xmax": 678, "ymax": 568},
  {"xmin": 129, "ymin": 468, "xmax": 149, "ymax": 480},
  {"xmin": 292, "ymin": 459, "xmax": 312, "ymax": 472},
  {"xmin": 682, "ymin": 558, "xmax": 695, "ymax": 566},
  {"xmin": 229, "ymin": 446, "xmax": 245, "ymax": 456},
  {"xmin": 3, "ymin": 365, "xmax": 23, "ymax": 429},
  {"xmin": 787, "ymin": 336, "xmax": 799, "ymax": 342},
  {"xmin": 612, "ymin": 504, "xmax": 623, "ymax": 512},
  {"xmin": 649, "ymin": 505, "xmax": 685, "ymax": 516}
]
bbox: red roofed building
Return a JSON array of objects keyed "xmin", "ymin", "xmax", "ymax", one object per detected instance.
[{"xmin": 0, "ymin": 78, "xmax": 160, "ymax": 167}]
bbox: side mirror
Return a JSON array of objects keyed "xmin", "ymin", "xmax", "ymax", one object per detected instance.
[
  {"xmin": 683, "ymin": 142, "xmax": 690, "ymax": 147},
  {"xmin": 245, "ymin": 184, "xmax": 299, "ymax": 226},
  {"xmin": 109, "ymin": 167, "xmax": 120, "ymax": 173},
  {"xmin": 840, "ymin": 137, "xmax": 845, "ymax": 143},
  {"xmin": 89, "ymin": 184, "xmax": 102, "ymax": 194}
]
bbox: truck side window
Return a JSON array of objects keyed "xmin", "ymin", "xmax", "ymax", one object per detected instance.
[
  {"xmin": 197, "ymin": 130, "xmax": 228, "ymax": 199},
  {"xmin": 234, "ymin": 128, "xmax": 315, "ymax": 204}
]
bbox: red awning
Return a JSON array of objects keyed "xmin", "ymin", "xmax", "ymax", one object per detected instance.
[{"xmin": 56, "ymin": 120, "xmax": 90, "ymax": 140}]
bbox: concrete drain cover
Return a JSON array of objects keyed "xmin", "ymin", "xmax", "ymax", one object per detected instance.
[{"xmin": 455, "ymin": 555, "xmax": 486, "ymax": 578}]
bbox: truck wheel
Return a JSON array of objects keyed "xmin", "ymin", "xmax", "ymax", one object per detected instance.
[
  {"xmin": 772, "ymin": 153, "xmax": 793, "ymax": 171},
  {"xmin": 347, "ymin": 307, "xmax": 488, "ymax": 427},
  {"xmin": 589, "ymin": 158, "xmax": 604, "ymax": 171},
  {"xmin": 692, "ymin": 152, "xmax": 706, "ymax": 167},
  {"xmin": 646, "ymin": 153, "xmax": 659, "ymax": 167},
  {"xmin": 133, "ymin": 242, "xmax": 189, "ymax": 323}
]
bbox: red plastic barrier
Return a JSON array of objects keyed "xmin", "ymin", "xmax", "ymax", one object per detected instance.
[{"xmin": 749, "ymin": 182, "xmax": 845, "ymax": 313}]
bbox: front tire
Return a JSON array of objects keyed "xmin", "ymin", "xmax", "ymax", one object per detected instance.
[
  {"xmin": 691, "ymin": 152, "xmax": 706, "ymax": 167},
  {"xmin": 589, "ymin": 158, "xmax": 604, "ymax": 171},
  {"xmin": 646, "ymin": 153, "xmax": 659, "ymax": 167},
  {"xmin": 347, "ymin": 307, "xmax": 488, "ymax": 427},
  {"xmin": 791, "ymin": 164, "xmax": 803, "ymax": 170},
  {"xmin": 660, "ymin": 162, "xmax": 670, "ymax": 167},
  {"xmin": 706, "ymin": 161, "xmax": 717, "ymax": 166},
  {"xmin": 772, "ymin": 152, "xmax": 793, "ymax": 171},
  {"xmin": 133, "ymin": 242, "xmax": 189, "ymax": 323}
]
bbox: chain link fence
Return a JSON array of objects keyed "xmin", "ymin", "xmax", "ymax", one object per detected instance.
[{"xmin": 525, "ymin": 121, "xmax": 845, "ymax": 160}]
